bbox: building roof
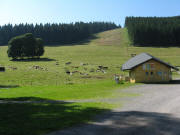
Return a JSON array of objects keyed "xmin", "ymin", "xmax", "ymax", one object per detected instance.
[{"xmin": 122, "ymin": 53, "xmax": 179, "ymax": 71}]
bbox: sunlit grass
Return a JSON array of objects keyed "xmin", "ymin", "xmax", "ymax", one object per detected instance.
[
  {"xmin": 0, "ymin": 28, "xmax": 179, "ymax": 135},
  {"xmin": 0, "ymin": 28, "xmax": 179, "ymax": 86},
  {"xmin": 0, "ymin": 80, "xmax": 136, "ymax": 100}
]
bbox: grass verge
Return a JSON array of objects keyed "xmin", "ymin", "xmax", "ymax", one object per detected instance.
[{"xmin": 0, "ymin": 80, "xmax": 134, "ymax": 100}]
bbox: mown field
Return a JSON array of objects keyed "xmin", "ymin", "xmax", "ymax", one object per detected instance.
[{"xmin": 0, "ymin": 28, "xmax": 180, "ymax": 135}]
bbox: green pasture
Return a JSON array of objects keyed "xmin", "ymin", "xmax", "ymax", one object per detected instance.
[
  {"xmin": 0, "ymin": 28, "xmax": 179, "ymax": 86},
  {"xmin": 0, "ymin": 28, "xmax": 180, "ymax": 135}
]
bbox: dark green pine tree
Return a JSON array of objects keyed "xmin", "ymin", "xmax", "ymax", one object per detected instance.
[{"xmin": 125, "ymin": 16, "xmax": 180, "ymax": 46}]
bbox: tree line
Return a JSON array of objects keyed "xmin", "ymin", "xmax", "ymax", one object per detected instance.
[
  {"xmin": 0, "ymin": 22, "xmax": 119, "ymax": 45},
  {"xmin": 125, "ymin": 16, "xmax": 180, "ymax": 46}
]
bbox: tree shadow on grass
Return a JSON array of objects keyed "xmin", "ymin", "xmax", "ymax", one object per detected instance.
[
  {"xmin": 11, "ymin": 58, "xmax": 56, "ymax": 62},
  {"xmin": 56, "ymin": 111, "xmax": 180, "ymax": 135},
  {"xmin": 77, "ymin": 35, "xmax": 98, "ymax": 45},
  {"xmin": 133, "ymin": 43, "xmax": 180, "ymax": 48},
  {"xmin": 0, "ymin": 97, "xmax": 68, "ymax": 102},
  {"xmin": 46, "ymin": 35, "xmax": 98, "ymax": 47},
  {"xmin": 0, "ymin": 85, "xmax": 19, "ymax": 89},
  {"xmin": 0, "ymin": 97, "xmax": 108, "ymax": 135}
]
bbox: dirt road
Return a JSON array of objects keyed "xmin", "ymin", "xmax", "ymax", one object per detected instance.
[{"xmin": 47, "ymin": 84, "xmax": 180, "ymax": 135}]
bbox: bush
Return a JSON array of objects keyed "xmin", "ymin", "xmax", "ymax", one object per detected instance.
[
  {"xmin": 35, "ymin": 38, "xmax": 44, "ymax": 58},
  {"xmin": 7, "ymin": 33, "xmax": 44, "ymax": 59}
]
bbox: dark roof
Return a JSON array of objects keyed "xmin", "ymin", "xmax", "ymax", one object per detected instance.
[{"xmin": 122, "ymin": 53, "xmax": 179, "ymax": 71}]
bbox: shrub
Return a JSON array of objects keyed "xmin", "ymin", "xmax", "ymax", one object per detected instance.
[{"xmin": 7, "ymin": 33, "xmax": 44, "ymax": 59}]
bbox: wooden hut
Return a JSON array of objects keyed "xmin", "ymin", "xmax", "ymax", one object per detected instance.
[{"xmin": 122, "ymin": 53, "xmax": 179, "ymax": 83}]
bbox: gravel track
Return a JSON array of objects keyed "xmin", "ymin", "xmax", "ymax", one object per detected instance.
[{"xmin": 47, "ymin": 83, "xmax": 180, "ymax": 135}]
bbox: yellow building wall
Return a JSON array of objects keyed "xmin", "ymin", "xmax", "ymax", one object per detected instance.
[{"xmin": 130, "ymin": 59, "xmax": 172, "ymax": 83}]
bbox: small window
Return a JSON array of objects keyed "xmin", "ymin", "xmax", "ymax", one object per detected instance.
[
  {"xmin": 146, "ymin": 72, "xmax": 149, "ymax": 76},
  {"xmin": 157, "ymin": 71, "xmax": 162, "ymax": 76},
  {"xmin": 143, "ymin": 63, "xmax": 155, "ymax": 71},
  {"xmin": 147, "ymin": 64, "xmax": 150, "ymax": 70},
  {"xmin": 150, "ymin": 63, "xmax": 155, "ymax": 70},
  {"xmin": 151, "ymin": 72, "xmax": 153, "ymax": 75},
  {"xmin": 143, "ymin": 64, "xmax": 146, "ymax": 70}
]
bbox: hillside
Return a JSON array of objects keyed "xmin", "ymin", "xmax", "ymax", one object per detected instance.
[
  {"xmin": 90, "ymin": 28, "xmax": 124, "ymax": 46},
  {"xmin": 0, "ymin": 28, "xmax": 180, "ymax": 86},
  {"xmin": 0, "ymin": 28, "xmax": 180, "ymax": 135}
]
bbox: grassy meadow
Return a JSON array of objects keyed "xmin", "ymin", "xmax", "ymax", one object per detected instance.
[
  {"xmin": 0, "ymin": 28, "xmax": 180, "ymax": 135},
  {"xmin": 0, "ymin": 28, "xmax": 180, "ymax": 86}
]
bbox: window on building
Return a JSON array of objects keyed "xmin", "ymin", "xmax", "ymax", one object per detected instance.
[
  {"xmin": 143, "ymin": 64, "xmax": 146, "ymax": 70},
  {"xmin": 150, "ymin": 63, "xmax": 155, "ymax": 70},
  {"xmin": 143, "ymin": 63, "xmax": 155, "ymax": 70},
  {"xmin": 157, "ymin": 71, "xmax": 162, "ymax": 76},
  {"xmin": 147, "ymin": 64, "xmax": 150, "ymax": 70},
  {"xmin": 146, "ymin": 72, "xmax": 149, "ymax": 76},
  {"xmin": 151, "ymin": 72, "xmax": 154, "ymax": 75}
]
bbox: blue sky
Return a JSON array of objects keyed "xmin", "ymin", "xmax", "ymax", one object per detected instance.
[{"xmin": 0, "ymin": 0, "xmax": 179, "ymax": 26}]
